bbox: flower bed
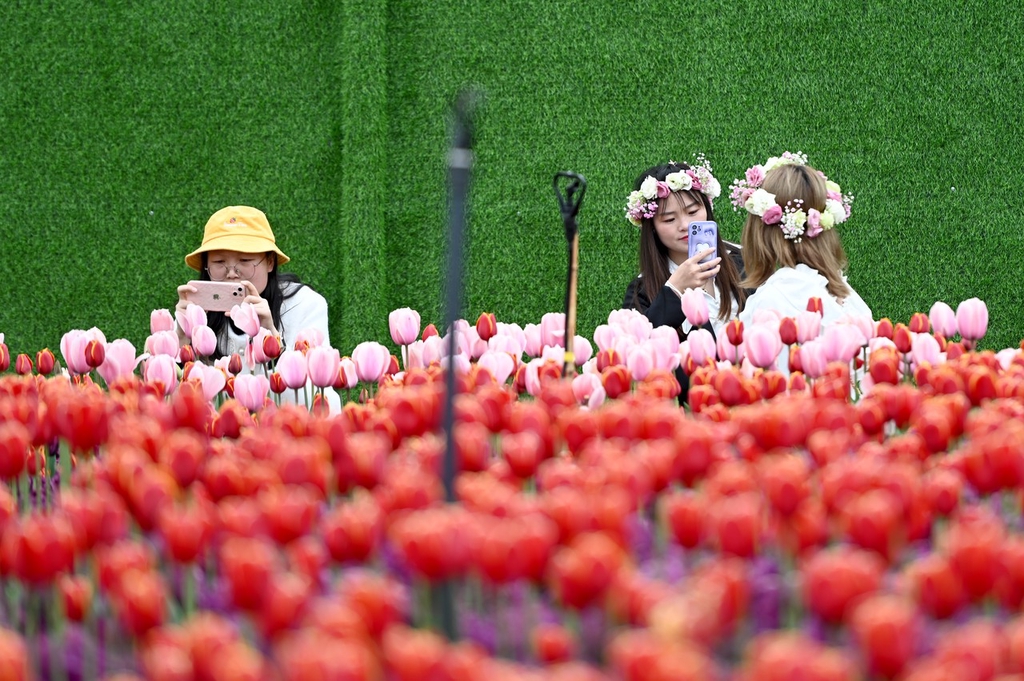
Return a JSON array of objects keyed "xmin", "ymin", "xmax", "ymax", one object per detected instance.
[{"xmin": 1, "ymin": 298, "xmax": 1023, "ymax": 680}]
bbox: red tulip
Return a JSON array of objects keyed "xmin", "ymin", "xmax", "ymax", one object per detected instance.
[
  {"xmin": 932, "ymin": 619, "xmax": 1007, "ymax": 681},
  {"xmin": 661, "ymin": 492, "xmax": 705, "ymax": 549},
  {"xmin": 113, "ymin": 568, "xmax": 168, "ymax": 637},
  {"xmin": 320, "ymin": 491, "xmax": 383, "ymax": 564},
  {"xmin": 596, "ymin": 348, "xmax": 623, "ymax": 372},
  {"xmin": 532, "ymin": 623, "xmax": 576, "ymax": 663},
  {"xmin": 273, "ymin": 630, "xmax": 381, "ymax": 681},
  {"xmin": 0, "ymin": 512, "xmax": 76, "ymax": 586},
  {"xmin": 850, "ymin": 593, "xmax": 920, "ymax": 679},
  {"xmin": 221, "ymin": 536, "xmax": 279, "ymax": 611},
  {"xmin": 0, "ymin": 421, "xmax": 29, "ymax": 481},
  {"xmin": 726, "ymin": 319, "xmax": 744, "ymax": 346},
  {"xmin": 909, "ymin": 311, "xmax": 930, "ymax": 334},
  {"xmin": 14, "ymin": 354, "xmax": 32, "ymax": 375},
  {"xmin": 778, "ymin": 317, "xmax": 798, "ymax": 345},
  {"xmin": 501, "ymin": 429, "xmax": 545, "ymax": 479},
  {"xmin": 601, "ymin": 364, "xmax": 632, "ymax": 399},
  {"xmin": 0, "ymin": 628, "xmax": 30, "ymax": 681},
  {"xmin": 802, "ymin": 546, "xmax": 885, "ymax": 624},
  {"xmin": 0, "ymin": 343, "xmax": 9, "ymax": 372},
  {"xmin": 157, "ymin": 503, "xmax": 213, "ymax": 564},
  {"xmin": 260, "ymin": 485, "xmax": 321, "ymax": 546},
  {"xmin": 269, "ymin": 371, "xmax": 287, "ymax": 394},
  {"xmin": 923, "ymin": 468, "xmax": 963, "ymax": 517},
  {"xmin": 903, "ymin": 553, "xmax": 966, "ymax": 620},
  {"xmin": 35, "ymin": 348, "xmax": 56, "ymax": 375},
  {"xmin": 382, "ymin": 625, "xmax": 447, "ymax": 681},
  {"xmin": 841, "ymin": 488, "xmax": 904, "ymax": 562},
  {"xmin": 335, "ymin": 571, "xmax": 409, "ymax": 640},
  {"xmin": 759, "ymin": 454, "xmax": 810, "ymax": 517},
  {"xmin": 59, "ymin": 574, "xmax": 93, "ymax": 622},
  {"xmin": 946, "ymin": 509, "xmax": 1005, "ymax": 602},
  {"xmin": 258, "ymin": 571, "xmax": 313, "ymax": 640},
  {"xmin": 475, "ymin": 312, "xmax": 498, "ymax": 342},
  {"xmin": 743, "ymin": 632, "xmax": 858, "ymax": 681},
  {"xmin": 548, "ymin": 532, "xmax": 627, "ymax": 610}
]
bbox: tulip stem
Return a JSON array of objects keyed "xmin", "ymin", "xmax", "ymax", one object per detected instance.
[
  {"xmin": 50, "ymin": 590, "xmax": 67, "ymax": 681},
  {"xmin": 182, "ymin": 564, "xmax": 196, "ymax": 618}
]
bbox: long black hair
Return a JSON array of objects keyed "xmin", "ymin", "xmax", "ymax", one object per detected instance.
[{"xmin": 200, "ymin": 252, "xmax": 305, "ymax": 358}]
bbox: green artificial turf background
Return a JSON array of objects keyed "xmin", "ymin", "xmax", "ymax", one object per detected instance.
[{"xmin": 1, "ymin": 0, "xmax": 1021, "ymax": 358}]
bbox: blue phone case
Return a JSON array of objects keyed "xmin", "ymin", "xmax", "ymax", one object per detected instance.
[{"xmin": 688, "ymin": 221, "xmax": 718, "ymax": 263}]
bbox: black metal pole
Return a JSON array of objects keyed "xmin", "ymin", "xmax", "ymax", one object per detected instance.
[{"xmin": 437, "ymin": 89, "xmax": 476, "ymax": 642}]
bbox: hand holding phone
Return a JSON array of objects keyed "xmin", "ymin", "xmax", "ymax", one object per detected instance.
[
  {"xmin": 687, "ymin": 221, "xmax": 719, "ymax": 264},
  {"xmin": 183, "ymin": 281, "xmax": 247, "ymax": 312}
]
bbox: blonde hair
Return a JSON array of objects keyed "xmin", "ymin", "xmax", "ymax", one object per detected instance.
[{"xmin": 740, "ymin": 163, "xmax": 851, "ymax": 299}]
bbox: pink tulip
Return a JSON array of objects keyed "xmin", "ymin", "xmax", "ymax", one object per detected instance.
[
  {"xmin": 176, "ymin": 304, "xmax": 208, "ymax": 339},
  {"xmin": 626, "ymin": 344, "xmax": 656, "ymax": 381},
  {"xmin": 227, "ymin": 303, "xmax": 261, "ymax": 338},
  {"xmin": 339, "ymin": 357, "xmax": 358, "ymax": 389},
  {"xmin": 523, "ymin": 358, "xmax": 545, "ymax": 396},
  {"xmin": 678, "ymin": 339, "xmax": 692, "ymax": 370},
  {"xmin": 572, "ymin": 372, "xmax": 602, "ymax": 404},
  {"xmin": 573, "ymin": 336, "xmax": 594, "ymax": 366},
  {"xmin": 750, "ymin": 308, "xmax": 782, "ymax": 326},
  {"xmin": 214, "ymin": 356, "xmax": 232, "ymax": 374},
  {"xmin": 929, "ymin": 301, "xmax": 957, "ymax": 338},
  {"xmin": 795, "ymin": 311, "xmax": 823, "ymax": 344},
  {"xmin": 60, "ymin": 330, "xmax": 93, "ymax": 375},
  {"xmin": 458, "ymin": 327, "xmax": 486, "ymax": 359},
  {"xmin": 488, "ymin": 334, "xmax": 522, "ymax": 358},
  {"xmin": 593, "ymin": 324, "xmax": 619, "ymax": 353},
  {"xmin": 306, "ymin": 346, "xmax": 342, "ymax": 388},
  {"xmin": 97, "ymin": 339, "xmax": 140, "ymax": 384},
  {"xmin": 406, "ymin": 341, "xmax": 425, "ymax": 370},
  {"xmin": 421, "ymin": 336, "xmax": 446, "ymax": 366},
  {"xmin": 799, "ymin": 340, "xmax": 829, "ymax": 378},
  {"xmin": 478, "ymin": 350, "xmax": 515, "ymax": 384},
  {"xmin": 276, "ymin": 350, "xmax": 309, "ymax": 390},
  {"xmin": 145, "ymin": 330, "xmax": 180, "ymax": 359},
  {"xmin": 295, "ymin": 327, "xmax": 326, "ymax": 349},
  {"xmin": 540, "ymin": 312, "xmax": 566, "ymax": 350},
  {"xmin": 523, "ymin": 324, "xmax": 543, "ymax": 358},
  {"xmin": 150, "ymin": 309, "xmax": 175, "ymax": 334},
  {"xmin": 608, "ymin": 308, "xmax": 643, "ymax": 330},
  {"xmin": 687, "ymin": 329, "xmax": 717, "ymax": 366},
  {"xmin": 587, "ymin": 386, "xmax": 607, "ymax": 410},
  {"xmin": 234, "ymin": 374, "xmax": 271, "ymax": 411},
  {"xmin": 956, "ymin": 298, "xmax": 988, "ymax": 342},
  {"xmin": 648, "ymin": 326, "xmax": 679, "ymax": 363},
  {"xmin": 624, "ymin": 315, "xmax": 653, "ymax": 343},
  {"xmin": 911, "ymin": 332, "xmax": 941, "ymax": 369},
  {"xmin": 389, "ymin": 308, "xmax": 421, "ymax": 346},
  {"xmin": 191, "ymin": 325, "xmax": 218, "ymax": 357},
  {"xmin": 249, "ymin": 328, "xmax": 275, "ymax": 364},
  {"xmin": 996, "ymin": 348, "xmax": 1019, "ymax": 371},
  {"xmin": 821, "ymin": 325, "xmax": 862, "ymax": 363},
  {"xmin": 144, "ymin": 354, "xmax": 178, "ymax": 395},
  {"xmin": 541, "ymin": 345, "xmax": 565, "ymax": 364},
  {"xmin": 744, "ymin": 324, "xmax": 783, "ymax": 369},
  {"xmin": 352, "ymin": 341, "xmax": 391, "ymax": 383},
  {"xmin": 188, "ymin": 363, "xmax": 226, "ymax": 402},
  {"xmin": 845, "ymin": 314, "xmax": 876, "ymax": 343},
  {"xmin": 495, "ymin": 323, "xmax": 527, "ymax": 355},
  {"xmin": 441, "ymin": 352, "xmax": 472, "ymax": 375},
  {"xmin": 681, "ymin": 288, "xmax": 710, "ymax": 328}
]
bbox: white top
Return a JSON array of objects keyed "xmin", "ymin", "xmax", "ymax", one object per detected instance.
[
  {"xmin": 221, "ymin": 282, "xmax": 342, "ymax": 414},
  {"xmin": 667, "ymin": 259, "xmax": 739, "ymax": 341},
  {"xmin": 739, "ymin": 264, "xmax": 872, "ymax": 374}
]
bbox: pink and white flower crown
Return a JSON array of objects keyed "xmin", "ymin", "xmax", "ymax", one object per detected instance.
[
  {"xmin": 728, "ymin": 151, "xmax": 854, "ymax": 242},
  {"xmin": 624, "ymin": 154, "xmax": 722, "ymax": 227}
]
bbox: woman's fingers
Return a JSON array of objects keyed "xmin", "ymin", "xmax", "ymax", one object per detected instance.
[{"xmin": 242, "ymin": 280, "xmax": 260, "ymax": 297}]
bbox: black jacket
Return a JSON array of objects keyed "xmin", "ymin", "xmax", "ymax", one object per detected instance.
[{"xmin": 622, "ymin": 244, "xmax": 748, "ymax": 403}]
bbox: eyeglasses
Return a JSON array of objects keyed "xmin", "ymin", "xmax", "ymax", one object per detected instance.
[{"xmin": 206, "ymin": 256, "xmax": 266, "ymax": 281}]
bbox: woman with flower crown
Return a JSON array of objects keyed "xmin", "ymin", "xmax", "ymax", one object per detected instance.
[
  {"xmin": 731, "ymin": 152, "xmax": 872, "ymax": 373},
  {"xmin": 622, "ymin": 157, "xmax": 749, "ymax": 398}
]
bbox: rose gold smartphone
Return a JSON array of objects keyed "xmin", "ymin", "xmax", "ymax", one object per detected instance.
[{"xmin": 184, "ymin": 281, "xmax": 246, "ymax": 312}]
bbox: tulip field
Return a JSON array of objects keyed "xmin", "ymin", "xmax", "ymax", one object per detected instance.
[{"xmin": 4, "ymin": 295, "xmax": 1024, "ymax": 680}]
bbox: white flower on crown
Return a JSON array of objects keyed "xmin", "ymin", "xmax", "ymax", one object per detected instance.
[
  {"xmin": 825, "ymin": 180, "xmax": 842, "ymax": 195},
  {"xmin": 825, "ymin": 198, "xmax": 847, "ymax": 225},
  {"xmin": 819, "ymin": 210, "xmax": 836, "ymax": 230},
  {"xmin": 744, "ymin": 188, "xmax": 777, "ymax": 217},
  {"xmin": 665, "ymin": 171, "xmax": 692, "ymax": 191},
  {"xmin": 627, "ymin": 190, "xmax": 645, "ymax": 207},
  {"xmin": 704, "ymin": 176, "xmax": 722, "ymax": 200},
  {"xmin": 640, "ymin": 176, "xmax": 660, "ymax": 200}
]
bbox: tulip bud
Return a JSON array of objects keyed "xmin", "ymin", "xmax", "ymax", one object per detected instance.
[
  {"xmin": 596, "ymin": 348, "xmax": 623, "ymax": 372},
  {"xmin": 294, "ymin": 339, "xmax": 311, "ymax": 355},
  {"xmin": 269, "ymin": 372, "xmax": 287, "ymax": 394},
  {"xmin": 225, "ymin": 376, "xmax": 236, "ymax": 398},
  {"xmin": 909, "ymin": 312, "xmax": 930, "ymax": 334},
  {"xmin": 806, "ymin": 297, "xmax": 823, "ymax": 314},
  {"xmin": 789, "ymin": 346, "xmax": 803, "ymax": 374},
  {"xmin": 35, "ymin": 348, "xmax": 56, "ymax": 375},
  {"xmin": 421, "ymin": 323, "xmax": 439, "ymax": 341},
  {"xmin": 476, "ymin": 312, "xmax": 498, "ymax": 342},
  {"xmin": 59, "ymin": 574, "xmax": 93, "ymax": 622},
  {"xmin": 601, "ymin": 364, "xmax": 632, "ymax": 399},
  {"xmin": 893, "ymin": 324, "xmax": 913, "ymax": 354},
  {"xmin": 876, "ymin": 318, "xmax": 894, "ymax": 339},
  {"xmin": 725, "ymin": 319, "xmax": 744, "ymax": 346},
  {"xmin": 179, "ymin": 344, "xmax": 196, "ymax": 364},
  {"xmin": 15, "ymin": 353, "xmax": 32, "ymax": 375},
  {"xmin": 0, "ymin": 343, "xmax": 9, "ymax": 372},
  {"xmin": 779, "ymin": 317, "xmax": 798, "ymax": 345},
  {"xmin": 386, "ymin": 354, "xmax": 400, "ymax": 376},
  {"xmin": 228, "ymin": 353, "xmax": 243, "ymax": 375},
  {"xmin": 263, "ymin": 335, "xmax": 283, "ymax": 360},
  {"xmin": 84, "ymin": 339, "xmax": 106, "ymax": 368}
]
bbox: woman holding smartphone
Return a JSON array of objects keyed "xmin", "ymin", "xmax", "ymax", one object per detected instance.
[
  {"xmin": 176, "ymin": 205, "xmax": 332, "ymax": 361},
  {"xmin": 623, "ymin": 158, "xmax": 748, "ymax": 346}
]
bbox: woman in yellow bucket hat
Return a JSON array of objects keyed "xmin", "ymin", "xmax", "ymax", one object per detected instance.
[{"xmin": 175, "ymin": 206, "xmax": 340, "ymax": 411}]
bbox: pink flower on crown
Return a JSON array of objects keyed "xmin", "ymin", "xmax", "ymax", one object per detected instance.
[
  {"xmin": 762, "ymin": 204, "xmax": 783, "ymax": 225},
  {"xmin": 746, "ymin": 165, "xmax": 765, "ymax": 186},
  {"xmin": 827, "ymin": 190, "xmax": 843, "ymax": 203},
  {"xmin": 806, "ymin": 209, "xmax": 823, "ymax": 238},
  {"xmin": 655, "ymin": 181, "xmax": 672, "ymax": 199}
]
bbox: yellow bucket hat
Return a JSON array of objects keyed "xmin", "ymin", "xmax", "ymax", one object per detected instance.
[{"xmin": 185, "ymin": 206, "xmax": 291, "ymax": 271}]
